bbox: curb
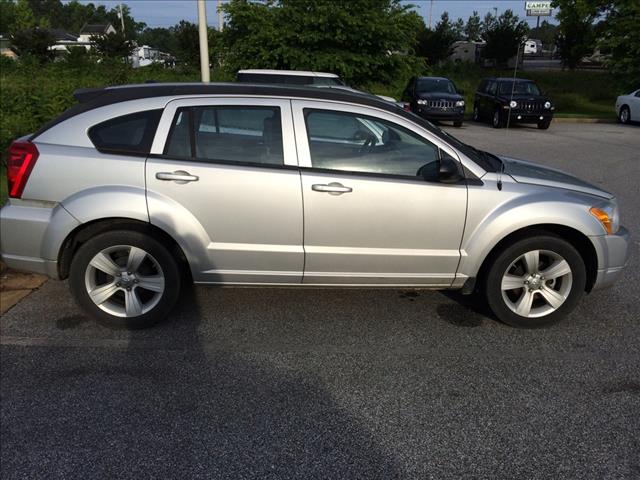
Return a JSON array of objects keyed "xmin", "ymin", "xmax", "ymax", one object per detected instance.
[{"xmin": 553, "ymin": 117, "xmax": 617, "ymax": 124}]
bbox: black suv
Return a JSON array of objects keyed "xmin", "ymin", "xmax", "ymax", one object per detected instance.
[
  {"xmin": 402, "ymin": 76, "xmax": 465, "ymax": 127},
  {"xmin": 473, "ymin": 77, "xmax": 554, "ymax": 129}
]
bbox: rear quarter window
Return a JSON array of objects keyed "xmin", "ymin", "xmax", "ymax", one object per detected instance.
[{"xmin": 88, "ymin": 109, "xmax": 162, "ymax": 156}]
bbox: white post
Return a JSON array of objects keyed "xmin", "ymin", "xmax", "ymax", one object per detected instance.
[
  {"xmin": 197, "ymin": 0, "xmax": 210, "ymax": 83},
  {"xmin": 218, "ymin": 0, "xmax": 224, "ymax": 31}
]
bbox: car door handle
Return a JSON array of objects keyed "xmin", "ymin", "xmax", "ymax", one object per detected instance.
[
  {"xmin": 155, "ymin": 171, "xmax": 199, "ymax": 183},
  {"xmin": 311, "ymin": 182, "xmax": 353, "ymax": 195}
]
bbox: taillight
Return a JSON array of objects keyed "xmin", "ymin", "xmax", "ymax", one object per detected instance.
[{"xmin": 6, "ymin": 141, "xmax": 39, "ymax": 199}]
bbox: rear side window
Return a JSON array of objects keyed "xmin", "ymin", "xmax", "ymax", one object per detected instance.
[
  {"xmin": 89, "ymin": 109, "xmax": 162, "ymax": 156},
  {"xmin": 164, "ymin": 106, "xmax": 283, "ymax": 166}
]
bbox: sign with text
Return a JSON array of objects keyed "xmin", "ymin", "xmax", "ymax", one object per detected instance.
[{"xmin": 525, "ymin": 1, "xmax": 552, "ymax": 16}]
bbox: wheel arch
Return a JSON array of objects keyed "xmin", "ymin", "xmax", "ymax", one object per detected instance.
[
  {"xmin": 474, "ymin": 224, "xmax": 598, "ymax": 293},
  {"xmin": 57, "ymin": 217, "xmax": 191, "ymax": 281}
]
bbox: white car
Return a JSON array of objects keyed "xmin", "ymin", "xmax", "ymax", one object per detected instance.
[{"xmin": 615, "ymin": 89, "xmax": 640, "ymax": 124}]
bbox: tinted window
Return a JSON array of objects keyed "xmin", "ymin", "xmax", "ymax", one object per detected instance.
[
  {"xmin": 304, "ymin": 109, "xmax": 440, "ymax": 179},
  {"xmin": 164, "ymin": 106, "xmax": 283, "ymax": 165},
  {"xmin": 635, "ymin": 90, "xmax": 640, "ymax": 97},
  {"xmin": 89, "ymin": 109, "xmax": 162, "ymax": 155},
  {"xmin": 416, "ymin": 78, "xmax": 456, "ymax": 94},
  {"xmin": 487, "ymin": 81, "xmax": 497, "ymax": 95},
  {"xmin": 499, "ymin": 81, "xmax": 541, "ymax": 95}
]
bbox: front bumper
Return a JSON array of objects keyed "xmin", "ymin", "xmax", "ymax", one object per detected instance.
[
  {"xmin": 414, "ymin": 107, "xmax": 465, "ymax": 122},
  {"xmin": 0, "ymin": 201, "xmax": 79, "ymax": 279},
  {"xmin": 504, "ymin": 109, "xmax": 553, "ymax": 124},
  {"xmin": 590, "ymin": 226, "xmax": 631, "ymax": 290}
]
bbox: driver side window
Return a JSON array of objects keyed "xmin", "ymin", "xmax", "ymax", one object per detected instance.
[{"xmin": 303, "ymin": 109, "xmax": 440, "ymax": 179}]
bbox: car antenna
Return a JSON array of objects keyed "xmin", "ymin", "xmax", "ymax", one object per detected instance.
[
  {"xmin": 497, "ymin": 160, "xmax": 504, "ymax": 191},
  {"xmin": 506, "ymin": 41, "xmax": 521, "ymax": 130}
]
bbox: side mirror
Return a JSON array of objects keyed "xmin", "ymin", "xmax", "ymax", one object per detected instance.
[{"xmin": 438, "ymin": 156, "xmax": 463, "ymax": 183}]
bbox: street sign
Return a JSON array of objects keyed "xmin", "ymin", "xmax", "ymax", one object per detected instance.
[{"xmin": 525, "ymin": 1, "xmax": 552, "ymax": 16}]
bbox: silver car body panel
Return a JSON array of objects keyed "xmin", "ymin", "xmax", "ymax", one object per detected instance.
[
  {"xmin": 291, "ymin": 99, "xmax": 467, "ymax": 286},
  {"xmin": 147, "ymin": 97, "xmax": 304, "ymax": 284},
  {"xmin": 0, "ymin": 89, "xmax": 630, "ymax": 294}
]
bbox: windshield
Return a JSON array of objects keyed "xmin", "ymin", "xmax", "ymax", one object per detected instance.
[
  {"xmin": 416, "ymin": 78, "xmax": 456, "ymax": 94},
  {"xmin": 499, "ymin": 81, "xmax": 540, "ymax": 96}
]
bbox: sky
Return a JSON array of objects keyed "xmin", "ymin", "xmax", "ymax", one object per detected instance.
[{"xmin": 68, "ymin": 0, "xmax": 557, "ymax": 29}]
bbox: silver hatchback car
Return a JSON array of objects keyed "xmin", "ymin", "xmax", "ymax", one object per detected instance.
[{"xmin": 0, "ymin": 83, "xmax": 630, "ymax": 328}]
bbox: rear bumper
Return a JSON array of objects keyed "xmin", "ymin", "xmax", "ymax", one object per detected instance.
[
  {"xmin": 0, "ymin": 201, "xmax": 80, "ymax": 280},
  {"xmin": 590, "ymin": 226, "xmax": 631, "ymax": 290}
]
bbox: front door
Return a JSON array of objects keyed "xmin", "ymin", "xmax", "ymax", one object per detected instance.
[
  {"xmin": 146, "ymin": 97, "xmax": 304, "ymax": 284},
  {"xmin": 292, "ymin": 101, "xmax": 467, "ymax": 286}
]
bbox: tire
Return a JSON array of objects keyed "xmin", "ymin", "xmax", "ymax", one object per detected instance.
[
  {"xmin": 492, "ymin": 109, "xmax": 503, "ymax": 129},
  {"xmin": 484, "ymin": 234, "xmax": 586, "ymax": 328},
  {"xmin": 472, "ymin": 105, "xmax": 480, "ymax": 122},
  {"xmin": 453, "ymin": 120, "xmax": 463, "ymax": 128},
  {"xmin": 537, "ymin": 119, "xmax": 551, "ymax": 130},
  {"xmin": 619, "ymin": 105, "xmax": 631, "ymax": 124},
  {"xmin": 69, "ymin": 230, "xmax": 182, "ymax": 329}
]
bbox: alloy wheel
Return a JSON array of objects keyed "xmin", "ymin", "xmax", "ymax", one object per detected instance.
[
  {"xmin": 84, "ymin": 245, "xmax": 165, "ymax": 317},
  {"xmin": 500, "ymin": 249, "xmax": 573, "ymax": 318}
]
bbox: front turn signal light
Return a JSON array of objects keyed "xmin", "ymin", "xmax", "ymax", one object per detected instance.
[{"xmin": 589, "ymin": 207, "xmax": 614, "ymax": 235}]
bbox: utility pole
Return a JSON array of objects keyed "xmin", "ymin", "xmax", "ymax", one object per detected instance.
[
  {"xmin": 428, "ymin": 0, "xmax": 434, "ymax": 29},
  {"xmin": 197, "ymin": 0, "xmax": 210, "ymax": 82},
  {"xmin": 118, "ymin": 3, "xmax": 125, "ymax": 33},
  {"xmin": 218, "ymin": 0, "xmax": 224, "ymax": 31}
]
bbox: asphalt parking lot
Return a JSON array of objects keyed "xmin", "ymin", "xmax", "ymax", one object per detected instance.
[{"xmin": 1, "ymin": 122, "xmax": 639, "ymax": 479}]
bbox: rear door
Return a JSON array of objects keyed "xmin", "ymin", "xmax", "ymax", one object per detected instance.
[
  {"xmin": 292, "ymin": 100, "xmax": 467, "ymax": 286},
  {"xmin": 146, "ymin": 97, "xmax": 304, "ymax": 284}
]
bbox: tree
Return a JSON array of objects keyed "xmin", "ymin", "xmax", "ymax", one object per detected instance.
[
  {"xmin": 11, "ymin": 0, "xmax": 36, "ymax": 31},
  {"xmin": 10, "ymin": 27, "xmax": 56, "ymax": 62},
  {"xmin": 92, "ymin": 31, "xmax": 134, "ymax": 60},
  {"xmin": 415, "ymin": 12, "xmax": 463, "ymax": 66},
  {"xmin": 552, "ymin": 0, "xmax": 598, "ymax": 69},
  {"xmin": 221, "ymin": 0, "xmax": 424, "ymax": 86},
  {"xmin": 0, "ymin": 0, "xmax": 17, "ymax": 35},
  {"xmin": 597, "ymin": 0, "xmax": 640, "ymax": 87},
  {"xmin": 138, "ymin": 27, "xmax": 177, "ymax": 53},
  {"xmin": 171, "ymin": 20, "xmax": 199, "ymax": 66},
  {"xmin": 481, "ymin": 10, "xmax": 529, "ymax": 66},
  {"xmin": 464, "ymin": 11, "xmax": 482, "ymax": 41},
  {"xmin": 527, "ymin": 20, "xmax": 558, "ymax": 50}
]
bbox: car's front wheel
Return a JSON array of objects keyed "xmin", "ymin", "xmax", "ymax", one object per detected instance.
[
  {"xmin": 619, "ymin": 105, "xmax": 631, "ymax": 124},
  {"xmin": 537, "ymin": 119, "xmax": 551, "ymax": 130},
  {"xmin": 492, "ymin": 109, "xmax": 503, "ymax": 128},
  {"xmin": 484, "ymin": 234, "xmax": 586, "ymax": 328},
  {"xmin": 69, "ymin": 230, "xmax": 182, "ymax": 329}
]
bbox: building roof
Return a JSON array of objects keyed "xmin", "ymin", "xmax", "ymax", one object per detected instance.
[
  {"xmin": 80, "ymin": 24, "xmax": 113, "ymax": 35},
  {"xmin": 237, "ymin": 69, "xmax": 340, "ymax": 78},
  {"xmin": 51, "ymin": 29, "xmax": 79, "ymax": 42}
]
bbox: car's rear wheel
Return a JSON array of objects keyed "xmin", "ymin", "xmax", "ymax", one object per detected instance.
[
  {"xmin": 492, "ymin": 109, "xmax": 503, "ymax": 128},
  {"xmin": 619, "ymin": 105, "xmax": 631, "ymax": 124},
  {"xmin": 484, "ymin": 235, "xmax": 586, "ymax": 328},
  {"xmin": 69, "ymin": 230, "xmax": 181, "ymax": 329},
  {"xmin": 537, "ymin": 119, "xmax": 551, "ymax": 130}
]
